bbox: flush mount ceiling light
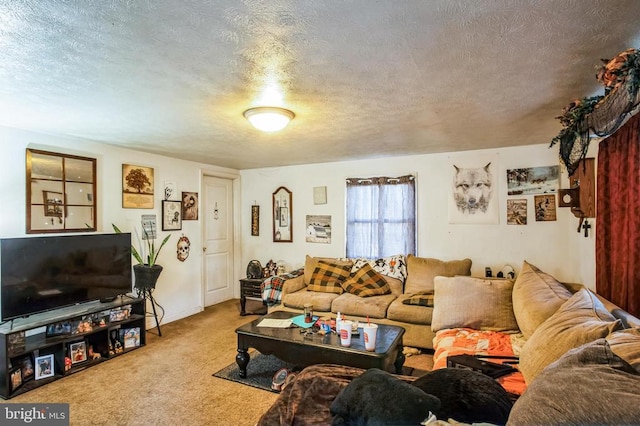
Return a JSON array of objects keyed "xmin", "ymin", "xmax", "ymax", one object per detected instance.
[{"xmin": 243, "ymin": 107, "xmax": 295, "ymax": 132}]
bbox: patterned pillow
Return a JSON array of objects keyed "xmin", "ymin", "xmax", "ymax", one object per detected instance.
[
  {"xmin": 351, "ymin": 255, "xmax": 407, "ymax": 282},
  {"xmin": 308, "ymin": 260, "xmax": 351, "ymax": 294},
  {"xmin": 402, "ymin": 292, "xmax": 435, "ymax": 307},
  {"xmin": 342, "ymin": 263, "xmax": 391, "ymax": 297}
]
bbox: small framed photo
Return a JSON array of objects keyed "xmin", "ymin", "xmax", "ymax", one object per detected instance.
[
  {"xmin": 120, "ymin": 327, "xmax": 141, "ymax": 349},
  {"xmin": 9, "ymin": 367, "xmax": 22, "ymax": 391},
  {"xmin": 15, "ymin": 354, "xmax": 35, "ymax": 382},
  {"xmin": 46, "ymin": 321, "xmax": 72, "ymax": 337},
  {"xmin": 182, "ymin": 192, "xmax": 198, "ymax": 220},
  {"xmin": 162, "ymin": 200, "xmax": 182, "ymax": 231},
  {"xmin": 69, "ymin": 341, "xmax": 87, "ymax": 364},
  {"xmin": 35, "ymin": 354, "xmax": 55, "ymax": 380}
]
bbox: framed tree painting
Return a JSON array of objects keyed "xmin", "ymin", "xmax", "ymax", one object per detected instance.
[{"xmin": 122, "ymin": 164, "xmax": 154, "ymax": 209}]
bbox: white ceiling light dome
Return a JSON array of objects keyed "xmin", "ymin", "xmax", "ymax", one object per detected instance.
[{"xmin": 243, "ymin": 107, "xmax": 295, "ymax": 132}]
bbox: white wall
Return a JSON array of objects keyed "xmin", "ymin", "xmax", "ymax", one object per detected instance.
[
  {"xmin": 0, "ymin": 126, "xmax": 239, "ymax": 326},
  {"xmin": 240, "ymin": 144, "xmax": 597, "ymax": 288},
  {"xmin": 0, "ymin": 126, "xmax": 599, "ymax": 330}
]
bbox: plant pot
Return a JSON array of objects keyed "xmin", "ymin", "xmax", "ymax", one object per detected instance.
[{"xmin": 133, "ymin": 264, "xmax": 163, "ymax": 290}]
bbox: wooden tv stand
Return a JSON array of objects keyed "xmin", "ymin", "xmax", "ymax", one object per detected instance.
[{"xmin": 0, "ymin": 296, "xmax": 145, "ymax": 399}]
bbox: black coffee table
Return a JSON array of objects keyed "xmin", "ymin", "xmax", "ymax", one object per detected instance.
[{"xmin": 235, "ymin": 311, "xmax": 405, "ymax": 378}]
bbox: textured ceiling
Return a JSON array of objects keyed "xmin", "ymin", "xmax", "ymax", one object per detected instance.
[{"xmin": 1, "ymin": 1, "xmax": 640, "ymax": 170}]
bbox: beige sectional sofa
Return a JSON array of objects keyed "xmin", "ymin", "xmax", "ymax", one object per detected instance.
[
  {"xmin": 269, "ymin": 254, "xmax": 473, "ymax": 350},
  {"xmin": 260, "ymin": 259, "xmax": 640, "ymax": 425}
]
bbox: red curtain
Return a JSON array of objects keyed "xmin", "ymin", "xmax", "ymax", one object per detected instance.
[{"xmin": 596, "ymin": 112, "xmax": 640, "ymax": 317}]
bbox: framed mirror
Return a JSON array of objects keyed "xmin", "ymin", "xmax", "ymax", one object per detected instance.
[
  {"xmin": 272, "ymin": 186, "xmax": 292, "ymax": 242},
  {"xmin": 26, "ymin": 149, "xmax": 97, "ymax": 233}
]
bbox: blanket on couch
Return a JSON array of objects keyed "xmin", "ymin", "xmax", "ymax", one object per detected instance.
[
  {"xmin": 261, "ymin": 268, "xmax": 304, "ymax": 306},
  {"xmin": 433, "ymin": 328, "xmax": 526, "ymax": 396}
]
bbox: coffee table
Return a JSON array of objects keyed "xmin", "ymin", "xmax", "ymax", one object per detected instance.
[{"xmin": 235, "ymin": 311, "xmax": 405, "ymax": 378}]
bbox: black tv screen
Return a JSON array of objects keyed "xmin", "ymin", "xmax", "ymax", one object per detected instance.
[{"xmin": 1, "ymin": 233, "xmax": 132, "ymax": 321}]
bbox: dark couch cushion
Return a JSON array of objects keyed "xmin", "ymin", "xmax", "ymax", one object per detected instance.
[
  {"xmin": 330, "ymin": 368, "xmax": 439, "ymax": 425},
  {"xmin": 508, "ymin": 339, "xmax": 640, "ymax": 425},
  {"xmin": 412, "ymin": 368, "xmax": 513, "ymax": 425}
]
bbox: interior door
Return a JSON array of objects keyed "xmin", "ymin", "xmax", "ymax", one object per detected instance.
[{"xmin": 203, "ymin": 175, "xmax": 234, "ymax": 306}]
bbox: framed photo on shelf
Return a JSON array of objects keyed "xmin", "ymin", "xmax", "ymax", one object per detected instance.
[
  {"xmin": 35, "ymin": 354, "xmax": 54, "ymax": 380},
  {"xmin": 9, "ymin": 367, "xmax": 22, "ymax": 392},
  {"xmin": 46, "ymin": 320, "xmax": 72, "ymax": 337},
  {"xmin": 162, "ymin": 200, "xmax": 182, "ymax": 231},
  {"xmin": 120, "ymin": 327, "xmax": 141, "ymax": 349},
  {"xmin": 14, "ymin": 354, "xmax": 35, "ymax": 382},
  {"xmin": 69, "ymin": 341, "xmax": 87, "ymax": 364}
]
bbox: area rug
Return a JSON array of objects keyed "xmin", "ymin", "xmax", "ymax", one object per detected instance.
[
  {"xmin": 212, "ymin": 352, "xmax": 298, "ymax": 392},
  {"xmin": 212, "ymin": 351, "xmax": 421, "ymax": 392}
]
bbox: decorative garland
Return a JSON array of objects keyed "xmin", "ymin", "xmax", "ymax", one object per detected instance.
[{"xmin": 550, "ymin": 48, "xmax": 640, "ymax": 175}]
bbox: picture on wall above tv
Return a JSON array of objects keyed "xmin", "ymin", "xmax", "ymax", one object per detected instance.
[{"xmin": 0, "ymin": 233, "xmax": 133, "ymax": 321}]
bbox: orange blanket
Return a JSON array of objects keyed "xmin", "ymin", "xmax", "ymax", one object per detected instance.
[{"xmin": 433, "ymin": 328, "xmax": 527, "ymax": 396}]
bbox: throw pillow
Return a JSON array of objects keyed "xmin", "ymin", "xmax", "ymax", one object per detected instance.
[
  {"xmin": 431, "ymin": 276, "xmax": 519, "ymax": 332},
  {"xmin": 404, "ymin": 255, "xmax": 472, "ymax": 295},
  {"xmin": 303, "ymin": 255, "xmax": 352, "ymax": 286},
  {"xmin": 606, "ymin": 328, "xmax": 640, "ymax": 373},
  {"xmin": 402, "ymin": 292, "xmax": 435, "ymax": 307},
  {"xmin": 511, "ymin": 260, "xmax": 573, "ymax": 339},
  {"xmin": 351, "ymin": 255, "xmax": 408, "ymax": 282},
  {"xmin": 509, "ymin": 339, "xmax": 640, "ymax": 425},
  {"xmin": 341, "ymin": 263, "xmax": 391, "ymax": 297},
  {"xmin": 518, "ymin": 288, "xmax": 622, "ymax": 384},
  {"xmin": 412, "ymin": 368, "xmax": 513, "ymax": 425},
  {"xmin": 307, "ymin": 260, "xmax": 352, "ymax": 294},
  {"xmin": 330, "ymin": 368, "xmax": 440, "ymax": 425}
]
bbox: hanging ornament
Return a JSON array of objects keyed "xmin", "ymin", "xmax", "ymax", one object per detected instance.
[{"xmin": 176, "ymin": 234, "xmax": 191, "ymax": 262}]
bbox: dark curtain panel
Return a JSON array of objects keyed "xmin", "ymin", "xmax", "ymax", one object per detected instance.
[{"xmin": 596, "ymin": 112, "xmax": 640, "ymax": 317}]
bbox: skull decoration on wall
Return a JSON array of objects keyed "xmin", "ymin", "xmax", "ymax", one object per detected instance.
[{"xmin": 177, "ymin": 234, "xmax": 190, "ymax": 262}]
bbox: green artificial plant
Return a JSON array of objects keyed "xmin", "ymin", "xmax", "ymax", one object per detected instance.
[{"xmin": 112, "ymin": 224, "xmax": 170, "ymax": 266}]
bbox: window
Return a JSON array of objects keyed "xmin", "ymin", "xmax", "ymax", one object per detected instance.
[{"xmin": 346, "ymin": 175, "xmax": 416, "ymax": 259}]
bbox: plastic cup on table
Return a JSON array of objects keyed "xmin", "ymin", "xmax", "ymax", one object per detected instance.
[
  {"xmin": 362, "ymin": 323, "xmax": 378, "ymax": 351},
  {"xmin": 340, "ymin": 320, "xmax": 353, "ymax": 347}
]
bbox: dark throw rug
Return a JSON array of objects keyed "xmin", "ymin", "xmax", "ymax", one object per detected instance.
[
  {"xmin": 212, "ymin": 351, "xmax": 417, "ymax": 393},
  {"xmin": 212, "ymin": 352, "xmax": 298, "ymax": 393}
]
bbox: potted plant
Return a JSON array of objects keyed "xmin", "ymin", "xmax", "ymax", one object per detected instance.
[{"xmin": 112, "ymin": 224, "xmax": 170, "ymax": 292}]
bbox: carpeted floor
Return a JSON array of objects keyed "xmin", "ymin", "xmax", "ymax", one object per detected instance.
[{"xmin": 6, "ymin": 299, "xmax": 434, "ymax": 425}]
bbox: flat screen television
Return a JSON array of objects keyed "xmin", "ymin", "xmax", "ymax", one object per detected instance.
[{"xmin": 0, "ymin": 233, "xmax": 132, "ymax": 321}]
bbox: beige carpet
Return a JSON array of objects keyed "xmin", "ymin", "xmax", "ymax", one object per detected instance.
[{"xmin": 6, "ymin": 299, "xmax": 433, "ymax": 425}]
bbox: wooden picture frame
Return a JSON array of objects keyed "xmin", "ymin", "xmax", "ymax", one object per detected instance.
[
  {"xmin": 26, "ymin": 148, "xmax": 97, "ymax": 233},
  {"xmin": 35, "ymin": 354, "xmax": 54, "ymax": 380},
  {"xmin": 272, "ymin": 186, "xmax": 292, "ymax": 242},
  {"xmin": 162, "ymin": 200, "xmax": 182, "ymax": 230},
  {"xmin": 70, "ymin": 341, "xmax": 88, "ymax": 364},
  {"xmin": 181, "ymin": 192, "xmax": 198, "ymax": 220},
  {"xmin": 251, "ymin": 205, "xmax": 259, "ymax": 236},
  {"xmin": 122, "ymin": 164, "xmax": 154, "ymax": 209}
]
